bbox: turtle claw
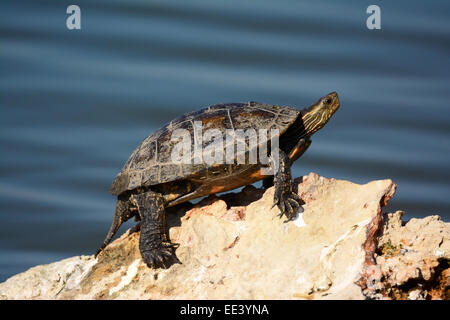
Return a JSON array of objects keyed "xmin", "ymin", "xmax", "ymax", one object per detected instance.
[
  {"xmin": 273, "ymin": 191, "xmax": 302, "ymax": 222},
  {"xmin": 141, "ymin": 244, "xmax": 178, "ymax": 269},
  {"xmin": 166, "ymin": 242, "xmax": 180, "ymax": 249}
]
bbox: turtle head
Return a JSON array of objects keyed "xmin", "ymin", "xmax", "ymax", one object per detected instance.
[{"xmin": 301, "ymin": 92, "xmax": 340, "ymax": 136}]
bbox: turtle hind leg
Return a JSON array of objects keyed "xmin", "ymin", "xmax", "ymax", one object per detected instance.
[{"xmin": 132, "ymin": 191, "xmax": 178, "ymax": 269}]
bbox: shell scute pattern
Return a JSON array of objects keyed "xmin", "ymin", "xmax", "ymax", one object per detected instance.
[{"xmin": 110, "ymin": 103, "xmax": 300, "ymax": 195}]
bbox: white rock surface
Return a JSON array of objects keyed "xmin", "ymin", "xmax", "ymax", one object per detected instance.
[{"xmin": 0, "ymin": 173, "xmax": 447, "ymax": 300}]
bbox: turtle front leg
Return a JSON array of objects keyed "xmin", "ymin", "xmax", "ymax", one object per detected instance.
[
  {"xmin": 271, "ymin": 150, "xmax": 301, "ymax": 221},
  {"xmin": 131, "ymin": 191, "xmax": 178, "ymax": 268},
  {"xmin": 263, "ymin": 138, "xmax": 311, "ymax": 190},
  {"xmin": 271, "ymin": 139, "xmax": 309, "ymax": 221}
]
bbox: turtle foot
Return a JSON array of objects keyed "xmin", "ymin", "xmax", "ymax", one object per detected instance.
[
  {"xmin": 272, "ymin": 190, "xmax": 302, "ymax": 222},
  {"xmin": 140, "ymin": 242, "xmax": 180, "ymax": 269}
]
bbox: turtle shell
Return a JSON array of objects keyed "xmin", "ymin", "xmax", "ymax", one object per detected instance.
[{"xmin": 110, "ymin": 102, "xmax": 300, "ymax": 195}]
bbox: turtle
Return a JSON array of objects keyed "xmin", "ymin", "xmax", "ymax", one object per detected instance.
[{"xmin": 95, "ymin": 91, "xmax": 340, "ymax": 268}]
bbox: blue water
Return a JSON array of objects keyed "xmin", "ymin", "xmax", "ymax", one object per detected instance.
[{"xmin": 1, "ymin": 0, "xmax": 449, "ymax": 282}]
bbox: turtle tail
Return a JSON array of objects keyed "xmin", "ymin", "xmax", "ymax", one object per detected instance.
[{"xmin": 95, "ymin": 196, "xmax": 134, "ymax": 257}]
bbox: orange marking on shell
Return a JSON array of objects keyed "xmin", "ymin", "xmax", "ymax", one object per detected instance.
[
  {"xmin": 210, "ymin": 185, "xmax": 226, "ymax": 193},
  {"xmin": 250, "ymin": 170, "xmax": 264, "ymax": 179}
]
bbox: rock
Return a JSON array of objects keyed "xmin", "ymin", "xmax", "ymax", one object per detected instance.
[
  {"xmin": 0, "ymin": 256, "xmax": 96, "ymax": 300},
  {"xmin": 0, "ymin": 172, "xmax": 448, "ymax": 300},
  {"xmin": 363, "ymin": 211, "xmax": 450, "ymax": 300}
]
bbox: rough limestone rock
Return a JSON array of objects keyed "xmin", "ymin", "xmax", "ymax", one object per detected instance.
[
  {"xmin": 0, "ymin": 173, "xmax": 448, "ymax": 300},
  {"xmin": 363, "ymin": 211, "xmax": 449, "ymax": 299}
]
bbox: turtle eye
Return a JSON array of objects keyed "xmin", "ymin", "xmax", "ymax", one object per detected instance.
[{"xmin": 324, "ymin": 98, "xmax": 332, "ymax": 105}]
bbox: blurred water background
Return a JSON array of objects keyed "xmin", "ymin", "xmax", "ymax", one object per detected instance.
[{"xmin": 1, "ymin": 0, "xmax": 449, "ymax": 281}]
